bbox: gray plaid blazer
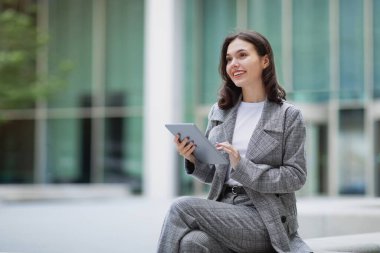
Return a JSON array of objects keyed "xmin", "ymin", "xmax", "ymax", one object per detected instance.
[{"xmin": 186, "ymin": 99, "xmax": 312, "ymax": 253}]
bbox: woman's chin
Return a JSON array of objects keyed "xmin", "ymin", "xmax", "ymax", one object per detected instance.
[{"xmin": 233, "ymin": 81, "xmax": 246, "ymax": 88}]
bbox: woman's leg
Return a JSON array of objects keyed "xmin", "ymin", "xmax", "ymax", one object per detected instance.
[
  {"xmin": 157, "ymin": 195, "xmax": 273, "ymax": 253},
  {"xmin": 179, "ymin": 230, "xmax": 233, "ymax": 253}
]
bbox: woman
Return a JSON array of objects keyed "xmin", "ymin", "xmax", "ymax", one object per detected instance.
[{"xmin": 157, "ymin": 31, "xmax": 312, "ymax": 253}]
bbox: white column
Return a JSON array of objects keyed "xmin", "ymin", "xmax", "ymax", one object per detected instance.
[
  {"xmin": 328, "ymin": 0, "xmax": 340, "ymax": 196},
  {"xmin": 282, "ymin": 0, "xmax": 293, "ymax": 92},
  {"xmin": 143, "ymin": 0, "xmax": 183, "ymax": 198},
  {"xmin": 91, "ymin": 0, "xmax": 106, "ymax": 183},
  {"xmin": 364, "ymin": 0, "xmax": 375, "ymax": 196},
  {"xmin": 35, "ymin": 0, "xmax": 49, "ymax": 183}
]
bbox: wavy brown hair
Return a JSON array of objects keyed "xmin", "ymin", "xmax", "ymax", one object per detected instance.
[{"xmin": 218, "ymin": 31, "xmax": 286, "ymax": 110}]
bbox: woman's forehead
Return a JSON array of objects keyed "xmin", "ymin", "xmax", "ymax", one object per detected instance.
[{"xmin": 226, "ymin": 38, "xmax": 255, "ymax": 55}]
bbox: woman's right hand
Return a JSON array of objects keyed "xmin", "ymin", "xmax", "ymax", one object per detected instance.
[{"xmin": 174, "ymin": 135, "xmax": 196, "ymax": 164}]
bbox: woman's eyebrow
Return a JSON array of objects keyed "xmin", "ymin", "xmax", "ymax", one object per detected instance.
[{"xmin": 226, "ymin": 48, "xmax": 248, "ymax": 56}]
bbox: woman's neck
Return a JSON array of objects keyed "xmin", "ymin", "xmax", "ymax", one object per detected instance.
[{"xmin": 241, "ymin": 84, "xmax": 266, "ymax": 103}]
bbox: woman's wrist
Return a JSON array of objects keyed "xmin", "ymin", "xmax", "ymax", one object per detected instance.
[
  {"xmin": 231, "ymin": 156, "xmax": 241, "ymax": 170},
  {"xmin": 187, "ymin": 155, "xmax": 196, "ymax": 164}
]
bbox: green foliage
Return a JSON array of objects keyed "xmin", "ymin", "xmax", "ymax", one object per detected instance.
[{"xmin": 0, "ymin": 2, "xmax": 71, "ymax": 109}]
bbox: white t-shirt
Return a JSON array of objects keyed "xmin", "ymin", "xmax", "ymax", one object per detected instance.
[{"xmin": 226, "ymin": 100, "xmax": 265, "ymax": 186}]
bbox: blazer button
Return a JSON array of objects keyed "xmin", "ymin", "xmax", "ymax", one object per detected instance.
[{"xmin": 281, "ymin": 216, "xmax": 287, "ymax": 223}]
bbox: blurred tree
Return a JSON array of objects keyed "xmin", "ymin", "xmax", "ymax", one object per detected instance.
[{"xmin": 0, "ymin": 0, "xmax": 71, "ymax": 110}]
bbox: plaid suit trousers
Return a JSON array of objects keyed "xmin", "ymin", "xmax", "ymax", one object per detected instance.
[{"xmin": 157, "ymin": 193, "xmax": 275, "ymax": 253}]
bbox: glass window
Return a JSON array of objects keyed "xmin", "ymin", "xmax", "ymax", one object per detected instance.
[
  {"xmin": 201, "ymin": 0, "xmax": 236, "ymax": 104},
  {"xmin": 339, "ymin": 0, "xmax": 364, "ymax": 101},
  {"xmin": 182, "ymin": 0, "xmax": 236, "ymax": 194},
  {"xmin": 292, "ymin": 0, "xmax": 330, "ymax": 102},
  {"xmin": 104, "ymin": 117, "xmax": 124, "ymax": 183},
  {"xmin": 123, "ymin": 116, "xmax": 143, "ymax": 193},
  {"xmin": 103, "ymin": 116, "xmax": 142, "ymax": 192},
  {"xmin": 338, "ymin": 109, "xmax": 366, "ymax": 195},
  {"xmin": 105, "ymin": 0, "xmax": 144, "ymax": 107},
  {"xmin": 184, "ymin": 0, "xmax": 236, "ymax": 106},
  {"xmin": 247, "ymin": 0, "xmax": 283, "ymax": 85},
  {"xmin": 301, "ymin": 123, "xmax": 328, "ymax": 196},
  {"xmin": 374, "ymin": 0, "xmax": 380, "ymax": 98},
  {"xmin": 47, "ymin": 118, "xmax": 83, "ymax": 183},
  {"xmin": 183, "ymin": 0, "xmax": 201, "ymax": 121},
  {"xmin": 0, "ymin": 120, "xmax": 35, "ymax": 183},
  {"xmin": 48, "ymin": 0, "xmax": 93, "ymax": 108},
  {"xmin": 375, "ymin": 121, "xmax": 380, "ymax": 196}
]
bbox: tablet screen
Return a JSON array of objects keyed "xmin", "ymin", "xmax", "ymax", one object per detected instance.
[{"xmin": 165, "ymin": 123, "xmax": 228, "ymax": 165}]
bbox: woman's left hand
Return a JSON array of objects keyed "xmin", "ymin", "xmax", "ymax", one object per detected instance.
[{"xmin": 215, "ymin": 142, "xmax": 240, "ymax": 170}]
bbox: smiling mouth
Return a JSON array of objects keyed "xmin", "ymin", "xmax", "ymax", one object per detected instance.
[{"xmin": 232, "ymin": 70, "xmax": 246, "ymax": 78}]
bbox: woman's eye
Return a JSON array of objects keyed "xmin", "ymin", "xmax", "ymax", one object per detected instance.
[
  {"xmin": 239, "ymin": 52, "xmax": 247, "ymax": 58},
  {"xmin": 226, "ymin": 57, "xmax": 232, "ymax": 62}
]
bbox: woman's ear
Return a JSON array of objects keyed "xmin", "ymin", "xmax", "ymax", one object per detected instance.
[{"xmin": 262, "ymin": 55, "xmax": 270, "ymax": 69}]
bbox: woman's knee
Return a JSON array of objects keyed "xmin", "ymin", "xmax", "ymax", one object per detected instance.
[
  {"xmin": 169, "ymin": 196, "xmax": 198, "ymax": 215},
  {"xmin": 180, "ymin": 230, "xmax": 230, "ymax": 253},
  {"xmin": 180, "ymin": 230, "xmax": 210, "ymax": 251}
]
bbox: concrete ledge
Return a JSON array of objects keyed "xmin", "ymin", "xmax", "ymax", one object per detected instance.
[
  {"xmin": 306, "ymin": 232, "xmax": 380, "ymax": 253},
  {"xmin": 0, "ymin": 184, "xmax": 130, "ymax": 202},
  {"xmin": 298, "ymin": 197, "xmax": 380, "ymax": 238}
]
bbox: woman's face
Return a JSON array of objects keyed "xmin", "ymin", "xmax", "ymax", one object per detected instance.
[{"xmin": 226, "ymin": 38, "xmax": 268, "ymax": 88}]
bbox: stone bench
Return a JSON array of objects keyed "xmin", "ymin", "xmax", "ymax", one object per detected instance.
[{"xmin": 306, "ymin": 232, "xmax": 380, "ymax": 253}]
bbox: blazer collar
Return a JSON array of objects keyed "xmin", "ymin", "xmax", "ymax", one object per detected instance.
[{"xmin": 210, "ymin": 98, "xmax": 283, "ymax": 130}]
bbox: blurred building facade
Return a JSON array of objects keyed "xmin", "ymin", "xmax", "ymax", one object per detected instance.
[{"xmin": 1, "ymin": 0, "xmax": 380, "ymax": 198}]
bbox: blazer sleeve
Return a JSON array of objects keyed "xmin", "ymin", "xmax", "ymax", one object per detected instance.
[
  {"xmin": 230, "ymin": 106, "xmax": 307, "ymax": 193},
  {"xmin": 184, "ymin": 104, "xmax": 217, "ymax": 184}
]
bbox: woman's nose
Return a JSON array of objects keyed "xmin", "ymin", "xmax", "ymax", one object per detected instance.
[{"xmin": 230, "ymin": 58, "xmax": 239, "ymax": 67}]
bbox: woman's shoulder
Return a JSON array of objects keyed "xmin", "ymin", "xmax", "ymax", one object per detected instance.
[
  {"xmin": 266, "ymin": 100, "xmax": 303, "ymax": 122},
  {"xmin": 278, "ymin": 101, "xmax": 305, "ymax": 125},
  {"xmin": 273, "ymin": 100, "xmax": 302, "ymax": 114},
  {"xmin": 208, "ymin": 102, "xmax": 227, "ymax": 121}
]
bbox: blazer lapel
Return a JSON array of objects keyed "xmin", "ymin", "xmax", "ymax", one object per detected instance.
[
  {"xmin": 211, "ymin": 99, "xmax": 284, "ymax": 163},
  {"xmin": 245, "ymin": 100, "xmax": 283, "ymax": 162},
  {"xmin": 221, "ymin": 102, "xmax": 239, "ymax": 144},
  {"xmin": 209, "ymin": 100, "xmax": 240, "ymax": 144},
  {"xmin": 208, "ymin": 101, "xmax": 240, "ymax": 192}
]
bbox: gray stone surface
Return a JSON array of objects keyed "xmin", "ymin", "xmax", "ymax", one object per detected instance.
[
  {"xmin": 0, "ymin": 184, "xmax": 129, "ymax": 202},
  {"xmin": 0, "ymin": 197, "xmax": 171, "ymax": 253},
  {"xmin": 306, "ymin": 232, "xmax": 380, "ymax": 253},
  {"xmin": 297, "ymin": 197, "xmax": 380, "ymax": 239},
  {"xmin": 0, "ymin": 186, "xmax": 380, "ymax": 253}
]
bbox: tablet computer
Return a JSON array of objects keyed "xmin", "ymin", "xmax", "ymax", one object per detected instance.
[{"xmin": 165, "ymin": 123, "xmax": 228, "ymax": 165}]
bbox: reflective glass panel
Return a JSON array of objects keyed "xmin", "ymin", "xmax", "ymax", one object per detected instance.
[
  {"xmin": 247, "ymin": 0, "xmax": 283, "ymax": 85},
  {"xmin": 0, "ymin": 120, "xmax": 35, "ymax": 183},
  {"xmin": 201, "ymin": 0, "xmax": 236, "ymax": 104},
  {"xmin": 339, "ymin": 0, "xmax": 364, "ymax": 101},
  {"xmin": 375, "ymin": 121, "xmax": 380, "ymax": 195},
  {"xmin": 338, "ymin": 109, "xmax": 366, "ymax": 195},
  {"xmin": 292, "ymin": 0, "xmax": 330, "ymax": 102},
  {"xmin": 48, "ymin": 0, "xmax": 93, "ymax": 108},
  {"xmin": 374, "ymin": 0, "xmax": 380, "ymax": 98},
  {"xmin": 105, "ymin": 0, "xmax": 144, "ymax": 107},
  {"xmin": 47, "ymin": 118, "xmax": 83, "ymax": 183}
]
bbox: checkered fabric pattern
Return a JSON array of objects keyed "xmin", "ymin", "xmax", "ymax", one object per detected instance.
[
  {"xmin": 158, "ymin": 100, "xmax": 312, "ymax": 253},
  {"xmin": 157, "ymin": 194, "xmax": 274, "ymax": 253}
]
